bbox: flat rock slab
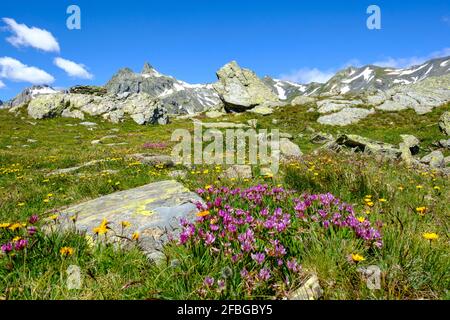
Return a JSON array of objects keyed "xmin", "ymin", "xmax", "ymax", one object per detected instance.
[{"xmin": 57, "ymin": 180, "xmax": 203, "ymax": 258}]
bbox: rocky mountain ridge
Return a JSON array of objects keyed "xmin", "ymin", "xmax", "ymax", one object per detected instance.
[{"xmin": 4, "ymin": 56, "xmax": 450, "ymax": 126}]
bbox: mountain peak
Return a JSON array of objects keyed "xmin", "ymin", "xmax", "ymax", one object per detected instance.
[{"xmin": 141, "ymin": 62, "xmax": 155, "ymax": 74}]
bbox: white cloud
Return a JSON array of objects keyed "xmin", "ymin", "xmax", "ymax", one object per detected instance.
[
  {"xmin": 2, "ymin": 17, "xmax": 60, "ymax": 52},
  {"xmin": 0, "ymin": 57, "xmax": 54, "ymax": 84},
  {"xmin": 279, "ymin": 67, "xmax": 334, "ymax": 84},
  {"xmin": 0, "ymin": 80, "xmax": 5, "ymax": 88},
  {"xmin": 279, "ymin": 59, "xmax": 362, "ymax": 84},
  {"xmin": 373, "ymin": 48, "xmax": 450, "ymax": 68},
  {"xmin": 54, "ymin": 57, "xmax": 93, "ymax": 79}
]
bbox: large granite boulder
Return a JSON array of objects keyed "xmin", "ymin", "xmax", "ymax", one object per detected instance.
[
  {"xmin": 213, "ymin": 61, "xmax": 279, "ymax": 112},
  {"xmin": 56, "ymin": 180, "xmax": 203, "ymax": 259},
  {"xmin": 27, "ymin": 94, "xmax": 66, "ymax": 119}
]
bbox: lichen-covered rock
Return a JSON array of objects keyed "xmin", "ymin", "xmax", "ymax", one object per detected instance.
[
  {"xmin": 27, "ymin": 94, "xmax": 66, "ymax": 119},
  {"xmin": 55, "ymin": 180, "xmax": 203, "ymax": 258},
  {"xmin": 213, "ymin": 61, "xmax": 279, "ymax": 112}
]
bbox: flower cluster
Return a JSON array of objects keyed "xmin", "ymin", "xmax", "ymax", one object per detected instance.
[
  {"xmin": 1, "ymin": 215, "xmax": 40, "ymax": 255},
  {"xmin": 179, "ymin": 184, "xmax": 383, "ymax": 297}
]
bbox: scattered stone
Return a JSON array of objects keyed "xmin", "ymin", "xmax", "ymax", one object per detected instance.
[
  {"xmin": 291, "ymin": 96, "xmax": 316, "ymax": 106},
  {"xmin": 221, "ymin": 165, "xmax": 252, "ymax": 179},
  {"xmin": 91, "ymin": 140, "xmax": 102, "ymax": 145},
  {"xmin": 280, "ymin": 132, "xmax": 293, "ymax": 139},
  {"xmin": 47, "ymin": 160, "xmax": 105, "ymax": 176},
  {"xmin": 56, "ymin": 180, "xmax": 204, "ymax": 257},
  {"xmin": 205, "ymin": 110, "xmax": 225, "ymax": 118},
  {"xmin": 26, "ymin": 139, "xmax": 37, "ymax": 143},
  {"xmin": 80, "ymin": 121, "xmax": 97, "ymax": 127},
  {"xmin": 420, "ymin": 151, "xmax": 445, "ymax": 168},
  {"xmin": 128, "ymin": 154, "xmax": 174, "ymax": 167},
  {"xmin": 444, "ymin": 156, "xmax": 450, "ymax": 166},
  {"xmin": 439, "ymin": 111, "xmax": 450, "ymax": 136},
  {"xmin": 438, "ymin": 139, "xmax": 450, "ymax": 149},
  {"xmin": 335, "ymin": 134, "xmax": 401, "ymax": 159},
  {"xmin": 271, "ymin": 119, "xmax": 279, "ymax": 125},
  {"xmin": 317, "ymin": 108, "xmax": 375, "ymax": 126},
  {"xmin": 310, "ymin": 132, "xmax": 334, "ymax": 144},
  {"xmin": 316, "ymin": 99, "xmax": 364, "ymax": 114},
  {"xmin": 279, "ymin": 138, "xmax": 302, "ymax": 159},
  {"xmin": 289, "ymin": 274, "xmax": 323, "ymax": 300},
  {"xmin": 100, "ymin": 135, "xmax": 118, "ymax": 142},
  {"xmin": 249, "ymin": 105, "xmax": 273, "ymax": 115},
  {"xmin": 400, "ymin": 134, "xmax": 420, "ymax": 155},
  {"xmin": 376, "ymin": 100, "xmax": 408, "ymax": 112}
]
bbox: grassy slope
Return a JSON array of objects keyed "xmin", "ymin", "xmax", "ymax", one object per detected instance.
[{"xmin": 0, "ymin": 104, "xmax": 449, "ymax": 300}]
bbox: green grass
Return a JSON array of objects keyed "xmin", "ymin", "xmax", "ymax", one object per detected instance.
[{"xmin": 0, "ymin": 104, "xmax": 449, "ymax": 300}]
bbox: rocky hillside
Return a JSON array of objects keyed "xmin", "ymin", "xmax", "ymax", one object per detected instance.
[{"xmin": 3, "ymin": 56, "xmax": 450, "ymax": 126}]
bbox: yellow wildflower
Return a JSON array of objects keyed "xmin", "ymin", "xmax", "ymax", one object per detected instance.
[
  {"xmin": 416, "ymin": 185, "xmax": 423, "ymax": 190},
  {"xmin": 357, "ymin": 217, "xmax": 366, "ymax": 223},
  {"xmin": 0, "ymin": 223, "xmax": 11, "ymax": 229},
  {"xmin": 60, "ymin": 247, "xmax": 74, "ymax": 257},
  {"xmin": 379, "ymin": 198, "xmax": 387, "ymax": 203},
  {"xmin": 49, "ymin": 214, "xmax": 58, "ymax": 221},
  {"xmin": 422, "ymin": 233, "xmax": 438, "ymax": 241},
  {"xmin": 416, "ymin": 207, "xmax": 427, "ymax": 215},
  {"xmin": 196, "ymin": 210, "xmax": 210, "ymax": 217},
  {"xmin": 93, "ymin": 218, "xmax": 109, "ymax": 235},
  {"xmin": 351, "ymin": 254, "xmax": 365, "ymax": 262},
  {"xmin": 8, "ymin": 223, "xmax": 22, "ymax": 231},
  {"xmin": 132, "ymin": 231, "xmax": 140, "ymax": 240}
]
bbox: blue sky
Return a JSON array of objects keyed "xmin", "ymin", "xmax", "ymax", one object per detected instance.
[{"xmin": 0, "ymin": 0, "xmax": 449, "ymax": 100}]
